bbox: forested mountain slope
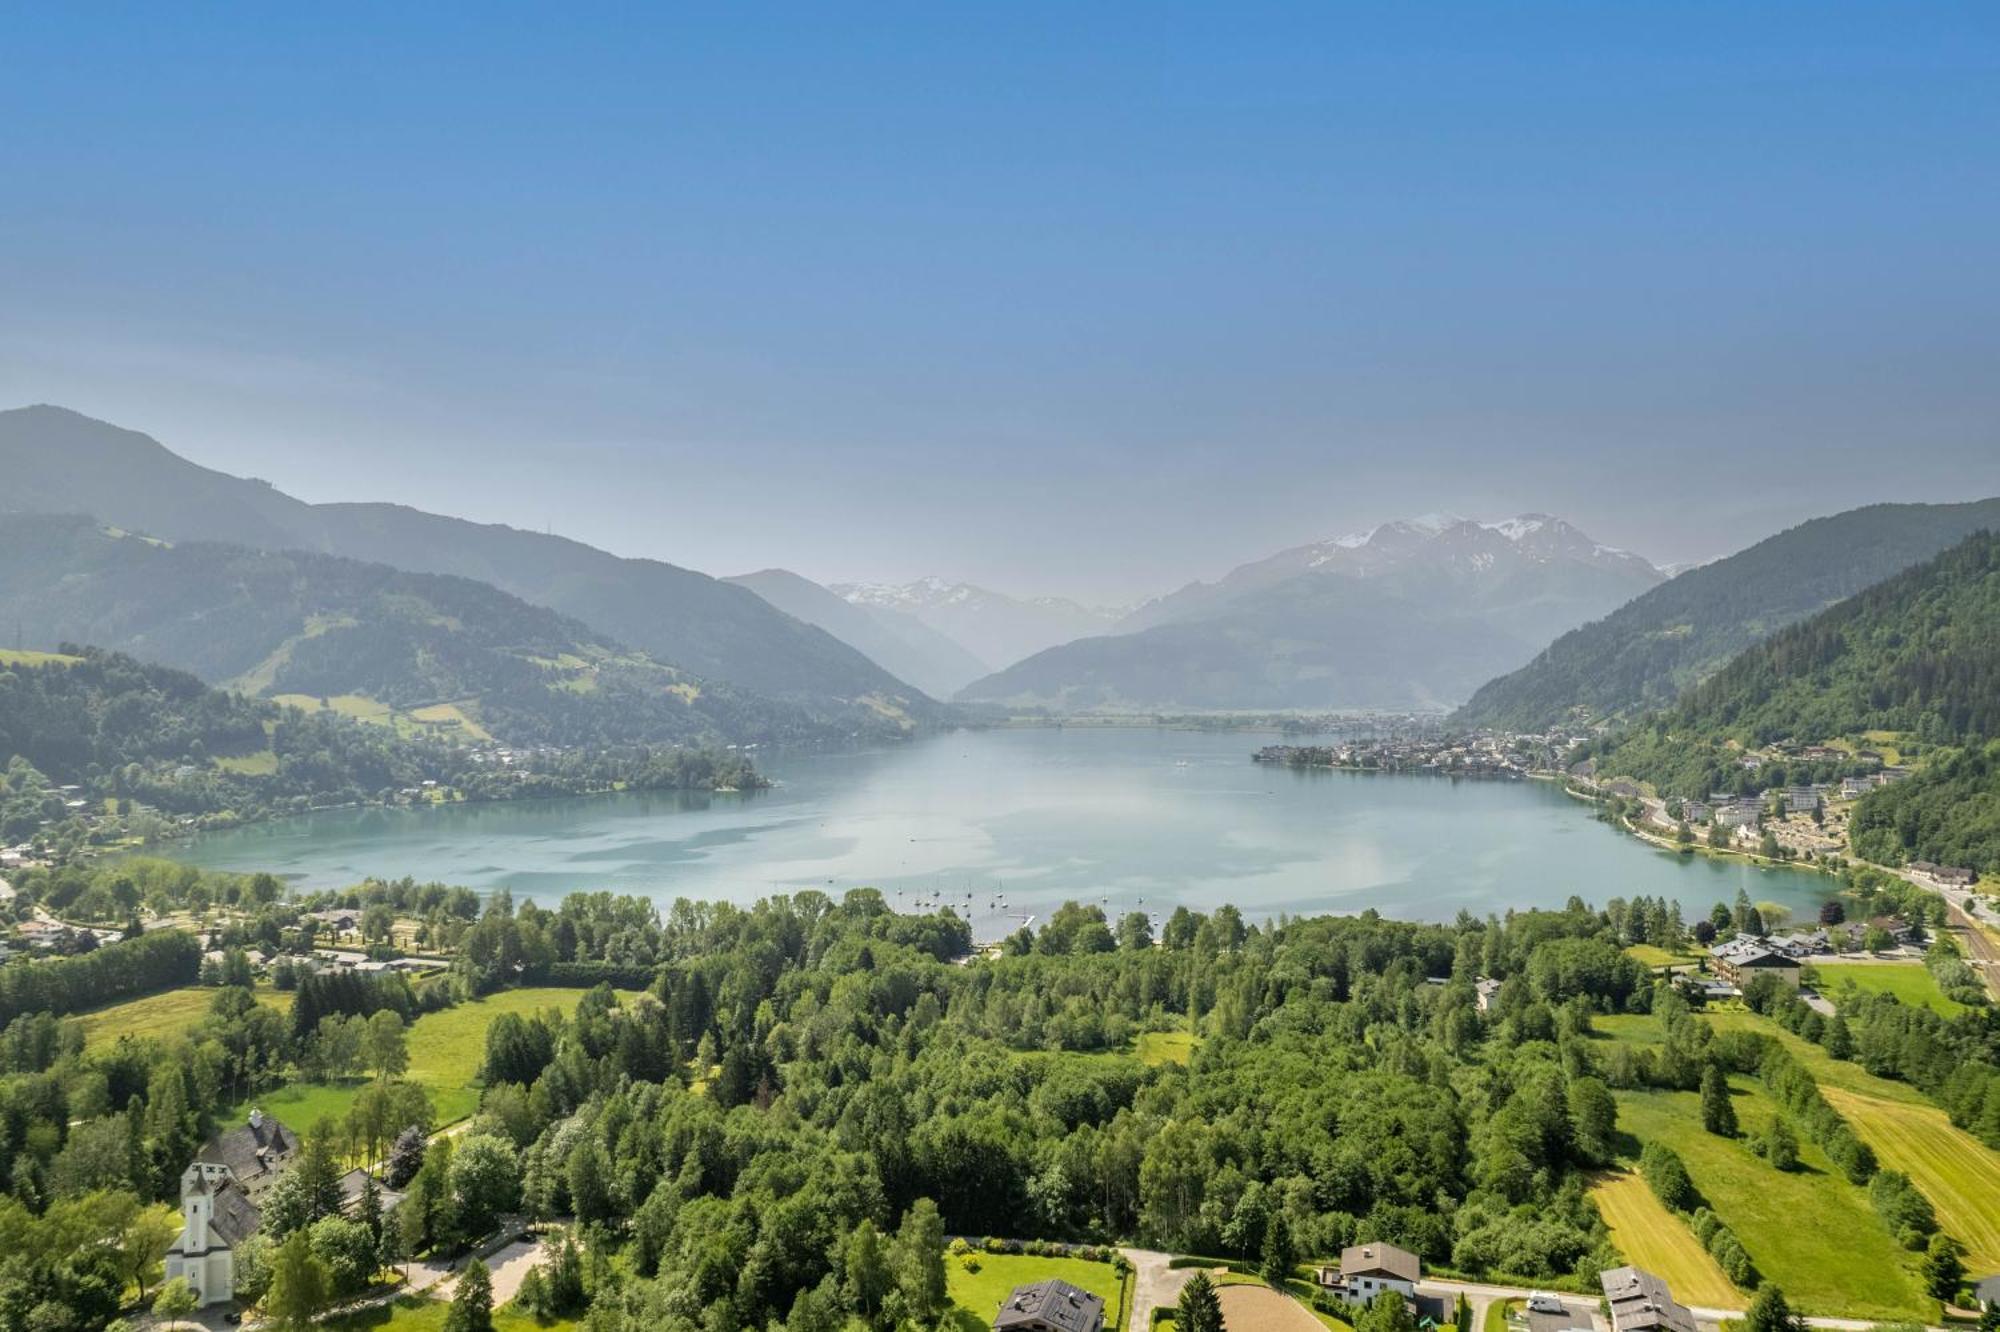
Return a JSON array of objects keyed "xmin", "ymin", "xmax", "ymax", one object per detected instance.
[
  {"xmin": 0, "ymin": 646, "xmax": 764, "ymax": 846},
  {"xmin": 1455, "ymin": 500, "xmax": 2000, "ymax": 732},
  {"xmin": 1593, "ymin": 531, "xmax": 2000, "ymax": 871},
  {"xmin": 0, "ymin": 514, "xmax": 887, "ymax": 748},
  {"xmin": 0, "ymin": 405, "xmax": 937, "ymax": 716}
]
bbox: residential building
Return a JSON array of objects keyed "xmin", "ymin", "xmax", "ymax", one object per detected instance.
[
  {"xmin": 1326, "ymin": 1242, "xmax": 1421, "ymax": 1302},
  {"xmin": 1715, "ymin": 803, "xmax": 1760, "ymax": 830},
  {"xmin": 1785, "ymin": 786, "xmax": 1820, "ymax": 814},
  {"xmin": 993, "ymin": 1279, "xmax": 1104, "ymax": 1332},
  {"xmin": 1475, "ymin": 978, "xmax": 1504, "ymax": 1012},
  {"xmin": 1709, "ymin": 938, "xmax": 1802, "ymax": 988},
  {"xmin": 1600, "ymin": 1267, "xmax": 1697, "ymax": 1332}
]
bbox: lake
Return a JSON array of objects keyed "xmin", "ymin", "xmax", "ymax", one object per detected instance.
[{"xmin": 171, "ymin": 726, "xmax": 1835, "ymax": 938}]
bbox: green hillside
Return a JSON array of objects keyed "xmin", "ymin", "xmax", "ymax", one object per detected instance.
[
  {"xmin": 0, "ymin": 513, "xmax": 901, "ymax": 749},
  {"xmin": 0, "ymin": 647, "xmax": 763, "ymax": 847},
  {"xmin": 1454, "ymin": 500, "xmax": 2000, "ymax": 731},
  {"xmin": 1594, "ymin": 530, "xmax": 2000, "ymax": 871},
  {"xmin": 0, "ymin": 404, "xmax": 940, "ymax": 714}
]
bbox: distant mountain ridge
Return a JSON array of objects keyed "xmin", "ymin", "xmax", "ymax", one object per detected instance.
[
  {"xmin": 1454, "ymin": 498, "xmax": 2000, "ymax": 733},
  {"xmin": 957, "ymin": 512, "xmax": 1661, "ymax": 711},
  {"xmin": 0, "ymin": 405, "xmax": 939, "ymax": 719},
  {"xmin": 0, "ymin": 514, "xmax": 873, "ymax": 749},
  {"xmin": 724, "ymin": 569, "xmax": 991, "ymax": 698},
  {"xmin": 830, "ymin": 576, "xmax": 1126, "ymax": 672},
  {"xmin": 1120, "ymin": 512, "xmax": 1659, "ymax": 633}
]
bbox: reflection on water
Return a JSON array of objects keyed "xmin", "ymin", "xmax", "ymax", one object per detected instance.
[{"xmin": 172, "ymin": 727, "xmax": 1834, "ymax": 937}]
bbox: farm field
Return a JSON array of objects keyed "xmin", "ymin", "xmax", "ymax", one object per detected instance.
[
  {"xmin": 1819, "ymin": 1085, "xmax": 2000, "ymax": 1274},
  {"xmin": 1612, "ymin": 1079, "xmax": 1928, "ymax": 1319},
  {"xmin": 225, "ymin": 986, "xmax": 638, "ymax": 1131},
  {"xmin": 1589, "ymin": 1169, "xmax": 1741, "ymax": 1308},
  {"xmin": 944, "ymin": 1252, "xmax": 1129, "ymax": 1332},
  {"xmin": 1812, "ymin": 962, "xmax": 1967, "ymax": 1016},
  {"xmin": 75, "ymin": 984, "xmax": 292, "ymax": 1050}
]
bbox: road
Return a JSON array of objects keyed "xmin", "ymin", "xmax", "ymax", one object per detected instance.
[
  {"xmin": 1415, "ymin": 1276, "xmax": 1952, "ymax": 1332},
  {"xmin": 1118, "ymin": 1248, "xmax": 1184, "ymax": 1332}
]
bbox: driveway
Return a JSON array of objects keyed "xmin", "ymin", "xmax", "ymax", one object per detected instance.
[
  {"xmin": 431, "ymin": 1236, "xmax": 548, "ymax": 1306},
  {"xmin": 1119, "ymin": 1248, "xmax": 1186, "ymax": 1332}
]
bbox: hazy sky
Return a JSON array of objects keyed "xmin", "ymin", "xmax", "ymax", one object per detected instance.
[{"xmin": 4, "ymin": 4, "xmax": 1998, "ymax": 603}]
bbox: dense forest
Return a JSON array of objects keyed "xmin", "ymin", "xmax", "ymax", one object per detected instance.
[
  {"xmin": 0, "ymin": 648, "xmax": 764, "ymax": 851},
  {"xmin": 1455, "ymin": 500, "xmax": 2000, "ymax": 732},
  {"xmin": 0, "ymin": 514, "xmax": 909, "ymax": 750},
  {"xmin": 0, "ymin": 872, "xmax": 1991, "ymax": 1330}
]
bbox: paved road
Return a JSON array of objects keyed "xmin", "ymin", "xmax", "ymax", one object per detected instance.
[{"xmin": 1119, "ymin": 1248, "xmax": 1186, "ymax": 1332}]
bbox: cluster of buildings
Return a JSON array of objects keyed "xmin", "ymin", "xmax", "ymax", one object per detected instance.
[{"xmin": 164, "ymin": 1110, "xmax": 402, "ymax": 1306}]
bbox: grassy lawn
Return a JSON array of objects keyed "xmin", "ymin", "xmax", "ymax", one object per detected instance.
[
  {"xmin": 945, "ymin": 1252, "xmax": 1129, "ymax": 1332},
  {"xmin": 323, "ymin": 1294, "xmax": 577, "ymax": 1332},
  {"xmin": 1482, "ymin": 1297, "xmax": 1521, "ymax": 1332},
  {"xmin": 226, "ymin": 986, "xmax": 637, "ymax": 1131},
  {"xmin": 1612, "ymin": 1080, "xmax": 1928, "ymax": 1319},
  {"xmin": 1135, "ymin": 1029, "xmax": 1199, "ymax": 1066},
  {"xmin": 75, "ymin": 984, "xmax": 292, "ymax": 1051},
  {"xmin": 1626, "ymin": 944, "xmax": 1702, "ymax": 969},
  {"xmin": 0, "ymin": 648, "xmax": 81, "ymax": 666},
  {"xmin": 1589, "ymin": 1169, "xmax": 1741, "ymax": 1308},
  {"xmin": 408, "ymin": 701, "xmax": 494, "ymax": 742},
  {"xmin": 214, "ymin": 749, "xmax": 280, "ymax": 775},
  {"xmin": 1812, "ymin": 962, "xmax": 1967, "ymax": 1017}
]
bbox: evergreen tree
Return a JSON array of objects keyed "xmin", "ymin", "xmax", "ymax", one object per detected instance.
[
  {"xmin": 1745, "ymin": 1286, "xmax": 1799, "ymax": 1332},
  {"xmin": 1701, "ymin": 1062, "xmax": 1738, "ymax": 1137},
  {"xmin": 444, "ymin": 1259, "xmax": 495, "ymax": 1332},
  {"xmin": 1177, "ymin": 1270, "xmax": 1223, "ymax": 1332},
  {"xmin": 1261, "ymin": 1209, "xmax": 1296, "ymax": 1285}
]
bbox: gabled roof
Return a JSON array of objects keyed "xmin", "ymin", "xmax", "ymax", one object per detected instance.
[
  {"xmin": 1341, "ymin": 1242, "xmax": 1421, "ymax": 1283},
  {"xmin": 197, "ymin": 1111, "xmax": 297, "ymax": 1188},
  {"xmin": 993, "ymin": 1278, "xmax": 1105, "ymax": 1332}
]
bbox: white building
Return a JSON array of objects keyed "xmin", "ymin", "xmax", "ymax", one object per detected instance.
[{"xmin": 163, "ymin": 1111, "xmax": 297, "ymax": 1306}]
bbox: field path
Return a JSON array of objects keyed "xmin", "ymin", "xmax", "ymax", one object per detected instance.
[{"xmin": 1823, "ymin": 1085, "xmax": 2000, "ymax": 1273}]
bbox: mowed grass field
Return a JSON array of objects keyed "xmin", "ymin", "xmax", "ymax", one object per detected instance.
[
  {"xmin": 945, "ymin": 1252, "xmax": 1129, "ymax": 1332},
  {"xmin": 76, "ymin": 984, "xmax": 293, "ymax": 1050},
  {"xmin": 1812, "ymin": 962, "xmax": 1967, "ymax": 1016},
  {"xmin": 227, "ymin": 986, "xmax": 639, "ymax": 1131},
  {"xmin": 1589, "ymin": 1169, "xmax": 1741, "ymax": 1308},
  {"xmin": 1595, "ymin": 1013, "xmax": 1929, "ymax": 1319},
  {"xmin": 1705, "ymin": 1007, "xmax": 2000, "ymax": 1271}
]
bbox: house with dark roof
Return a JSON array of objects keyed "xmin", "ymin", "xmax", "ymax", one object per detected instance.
[
  {"xmin": 198, "ymin": 1107, "xmax": 298, "ymax": 1196},
  {"xmin": 1316, "ymin": 1241, "xmax": 1422, "ymax": 1303},
  {"xmin": 1600, "ymin": 1266, "xmax": 1697, "ymax": 1332},
  {"xmin": 1709, "ymin": 938, "xmax": 1801, "ymax": 989},
  {"xmin": 993, "ymin": 1278, "xmax": 1104, "ymax": 1332},
  {"xmin": 164, "ymin": 1110, "xmax": 297, "ymax": 1306}
]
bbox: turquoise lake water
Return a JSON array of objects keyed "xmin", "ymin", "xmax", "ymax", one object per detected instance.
[{"xmin": 171, "ymin": 726, "xmax": 1834, "ymax": 937}]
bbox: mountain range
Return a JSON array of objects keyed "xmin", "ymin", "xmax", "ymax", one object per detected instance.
[
  {"xmin": 0, "ymin": 405, "xmax": 939, "ymax": 730},
  {"xmin": 0, "ymin": 513, "xmax": 870, "ymax": 749},
  {"xmin": 1454, "ymin": 499, "xmax": 2000, "ymax": 733},
  {"xmin": 830, "ymin": 577, "xmax": 1126, "ymax": 675},
  {"xmin": 722, "ymin": 570, "xmax": 990, "ymax": 699},
  {"xmin": 958, "ymin": 513, "xmax": 1665, "ymax": 711}
]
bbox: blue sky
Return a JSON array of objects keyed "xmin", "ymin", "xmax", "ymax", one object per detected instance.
[{"xmin": 3, "ymin": 4, "xmax": 1997, "ymax": 601}]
